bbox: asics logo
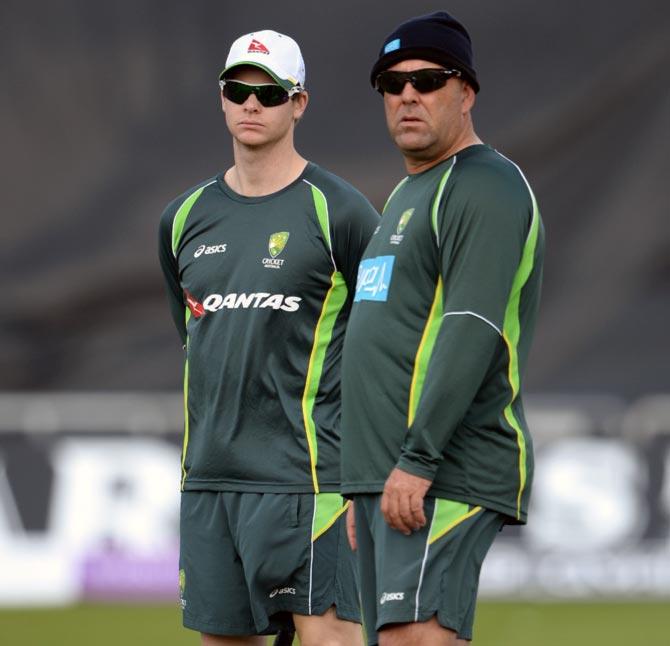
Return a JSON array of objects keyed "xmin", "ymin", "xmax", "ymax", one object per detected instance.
[
  {"xmin": 194, "ymin": 244, "xmax": 227, "ymax": 258},
  {"xmin": 380, "ymin": 592, "xmax": 404, "ymax": 605},
  {"xmin": 269, "ymin": 586, "xmax": 295, "ymax": 598}
]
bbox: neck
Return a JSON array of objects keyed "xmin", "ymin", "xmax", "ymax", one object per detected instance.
[
  {"xmin": 404, "ymin": 125, "xmax": 482, "ymax": 175},
  {"xmin": 226, "ymin": 137, "xmax": 307, "ymax": 197}
]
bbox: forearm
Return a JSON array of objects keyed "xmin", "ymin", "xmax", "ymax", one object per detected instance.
[
  {"xmin": 397, "ymin": 314, "xmax": 501, "ymax": 480},
  {"xmin": 158, "ymin": 226, "xmax": 187, "ymax": 345}
]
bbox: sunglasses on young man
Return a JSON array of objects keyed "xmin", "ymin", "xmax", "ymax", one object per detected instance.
[
  {"xmin": 374, "ymin": 68, "xmax": 462, "ymax": 95},
  {"xmin": 219, "ymin": 79, "xmax": 301, "ymax": 107}
]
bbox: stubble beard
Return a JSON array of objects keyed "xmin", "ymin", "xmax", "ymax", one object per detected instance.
[{"xmin": 393, "ymin": 127, "xmax": 440, "ymax": 161}]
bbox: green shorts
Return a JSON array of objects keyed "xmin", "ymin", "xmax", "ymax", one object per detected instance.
[
  {"xmin": 179, "ymin": 491, "xmax": 361, "ymax": 636},
  {"xmin": 354, "ymin": 494, "xmax": 504, "ymax": 644}
]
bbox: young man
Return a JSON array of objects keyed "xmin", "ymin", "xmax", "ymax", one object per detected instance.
[
  {"xmin": 158, "ymin": 29, "xmax": 378, "ymax": 646},
  {"xmin": 341, "ymin": 12, "xmax": 545, "ymax": 646}
]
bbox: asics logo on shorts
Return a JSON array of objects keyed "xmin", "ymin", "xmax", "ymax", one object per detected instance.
[
  {"xmin": 380, "ymin": 591, "xmax": 405, "ymax": 604},
  {"xmin": 269, "ymin": 586, "xmax": 296, "ymax": 598}
]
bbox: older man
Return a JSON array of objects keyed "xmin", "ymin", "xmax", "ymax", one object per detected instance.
[{"xmin": 341, "ymin": 11, "xmax": 544, "ymax": 646}]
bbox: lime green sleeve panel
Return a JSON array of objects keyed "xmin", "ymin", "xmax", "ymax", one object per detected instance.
[
  {"xmin": 405, "ymin": 161, "xmax": 455, "ymax": 429},
  {"xmin": 408, "ymin": 278, "xmax": 444, "ymax": 427},
  {"xmin": 308, "ymin": 183, "xmax": 333, "ymax": 253},
  {"xmin": 301, "ymin": 271, "xmax": 348, "ymax": 492},
  {"xmin": 406, "ymin": 159, "xmax": 454, "ymax": 429},
  {"xmin": 171, "ymin": 183, "xmax": 212, "ymax": 256},
  {"xmin": 382, "ymin": 176, "xmax": 409, "ymax": 214},
  {"xmin": 431, "ymin": 158, "xmax": 456, "ymax": 240},
  {"xmin": 299, "ymin": 181, "xmax": 350, "ymax": 492},
  {"xmin": 502, "ymin": 184, "xmax": 541, "ymax": 520}
]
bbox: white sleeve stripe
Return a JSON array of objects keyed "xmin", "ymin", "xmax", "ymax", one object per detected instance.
[
  {"xmin": 493, "ymin": 149, "xmax": 540, "ymax": 230},
  {"xmin": 442, "ymin": 310, "xmax": 502, "ymax": 336}
]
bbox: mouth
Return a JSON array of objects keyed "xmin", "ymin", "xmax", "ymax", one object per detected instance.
[
  {"xmin": 398, "ymin": 115, "xmax": 423, "ymax": 126},
  {"xmin": 238, "ymin": 121, "xmax": 264, "ymax": 127}
]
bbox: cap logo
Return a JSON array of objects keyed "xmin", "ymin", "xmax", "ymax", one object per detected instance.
[
  {"xmin": 384, "ymin": 38, "xmax": 401, "ymax": 54},
  {"xmin": 248, "ymin": 39, "xmax": 270, "ymax": 54}
]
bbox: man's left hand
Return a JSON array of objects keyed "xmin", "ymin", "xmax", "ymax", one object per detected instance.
[{"xmin": 381, "ymin": 468, "xmax": 432, "ymax": 535}]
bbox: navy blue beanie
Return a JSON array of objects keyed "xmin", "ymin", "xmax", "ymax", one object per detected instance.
[{"xmin": 370, "ymin": 11, "xmax": 479, "ymax": 93}]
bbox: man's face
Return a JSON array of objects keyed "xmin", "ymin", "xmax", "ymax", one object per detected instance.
[
  {"xmin": 381, "ymin": 59, "xmax": 474, "ymax": 163},
  {"xmin": 221, "ymin": 66, "xmax": 307, "ymax": 148}
]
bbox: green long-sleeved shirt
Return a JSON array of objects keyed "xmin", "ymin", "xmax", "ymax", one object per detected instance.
[
  {"xmin": 159, "ymin": 163, "xmax": 379, "ymax": 493},
  {"xmin": 340, "ymin": 145, "xmax": 544, "ymax": 523}
]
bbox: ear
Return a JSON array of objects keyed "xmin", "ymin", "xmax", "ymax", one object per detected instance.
[
  {"xmin": 220, "ymin": 90, "xmax": 226, "ymax": 114},
  {"xmin": 461, "ymin": 81, "xmax": 476, "ymax": 114},
  {"xmin": 292, "ymin": 90, "xmax": 309, "ymax": 121}
]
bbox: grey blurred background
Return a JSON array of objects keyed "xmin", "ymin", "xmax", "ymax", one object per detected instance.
[{"xmin": 2, "ymin": 0, "xmax": 668, "ymax": 396}]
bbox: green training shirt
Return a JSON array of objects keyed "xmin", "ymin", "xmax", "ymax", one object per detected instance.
[
  {"xmin": 340, "ymin": 144, "xmax": 544, "ymax": 523},
  {"xmin": 158, "ymin": 162, "xmax": 379, "ymax": 494}
]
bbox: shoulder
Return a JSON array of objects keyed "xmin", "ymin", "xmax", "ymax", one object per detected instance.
[
  {"xmin": 159, "ymin": 176, "xmax": 219, "ymax": 229},
  {"xmin": 302, "ymin": 164, "xmax": 379, "ymax": 222},
  {"xmin": 445, "ymin": 146, "xmax": 536, "ymax": 229},
  {"xmin": 451, "ymin": 146, "xmax": 534, "ymax": 208}
]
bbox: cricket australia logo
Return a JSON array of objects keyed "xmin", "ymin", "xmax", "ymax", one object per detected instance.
[
  {"xmin": 263, "ymin": 231, "xmax": 289, "ymax": 269},
  {"xmin": 179, "ymin": 569, "xmax": 187, "ymax": 609},
  {"xmin": 390, "ymin": 208, "xmax": 414, "ymax": 245}
]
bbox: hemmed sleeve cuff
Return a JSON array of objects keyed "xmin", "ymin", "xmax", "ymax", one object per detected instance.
[{"xmin": 395, "ymin": 454, "xmax": 439, "ymax": 482}]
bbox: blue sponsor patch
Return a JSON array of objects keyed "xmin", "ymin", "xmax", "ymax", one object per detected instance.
[
  {"xmin": 384, "ymin": 38, "xmax": 401, "ymax": 54},
  {"xmin": 354, "ymin": 255, "xmax": 395, "ymax": 302}
]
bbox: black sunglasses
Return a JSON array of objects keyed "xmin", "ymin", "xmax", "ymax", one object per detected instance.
[
  {"xmin": 219, "ymin": 79, "xmax": 300, "ymax": 107},
  {"xmin": 374, "ymin": 68, "xmax": 462, "ymax": 95}
]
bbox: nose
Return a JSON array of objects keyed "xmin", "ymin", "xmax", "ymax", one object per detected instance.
[
  {"xmin": 398, "ymin": 80, "xmax": 419, "ymax": 102},
  {"xmin": 242, "ymin": 91, "xmax": 262, "ymax": 110}
]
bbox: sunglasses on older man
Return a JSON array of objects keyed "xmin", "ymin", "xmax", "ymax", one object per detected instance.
[
  {"xmin": 219, "ymin": 79, "xmax": 301, "ymax": 107},
  {"xmin": 374, "ymin": 68, "xmax": 461, "ymax": 95}
]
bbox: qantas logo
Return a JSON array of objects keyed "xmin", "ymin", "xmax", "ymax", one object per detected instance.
[
  {"xmin": 248, "ymin": 39, "xmax": 270, "ymax": 54},
  {"xmin": 203, "ymin": 292, "xmax": 301, "ymax": 312},
  {"xmin": 184, "ymin": 290, "xmax": 205, "ymax": 318}
]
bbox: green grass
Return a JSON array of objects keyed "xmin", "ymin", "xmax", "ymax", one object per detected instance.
[
  {"xmin": 1, "ymin": 601, "xmax": 668, "ymax": 645},
  {"xmin": 474, "ymin": 601, "xmax": 670, "ymax": 645}
]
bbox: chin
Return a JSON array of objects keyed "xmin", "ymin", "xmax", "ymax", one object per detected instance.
[
  {"xmin": 236, "ymin": 133, "xmax": 269, "ymax": 146},
  {"xmin": 394, "ymin": 134, "xmax": 432, "ymax": 155}
]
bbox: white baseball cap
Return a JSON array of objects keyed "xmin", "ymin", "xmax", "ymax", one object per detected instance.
[{"xmin": 219, "ymin": 29, "xmax": 306, "ymax": 91}]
